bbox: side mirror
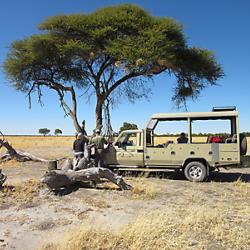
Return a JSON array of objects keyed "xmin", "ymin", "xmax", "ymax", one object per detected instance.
[{"xmin": 116, "ymin": 141, "xmax": 122, "ymax": 148}]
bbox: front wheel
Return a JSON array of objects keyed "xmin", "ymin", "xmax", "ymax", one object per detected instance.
[{"xmin": 184, "ymin": 161, "xmax": 208, "ymax": 182}]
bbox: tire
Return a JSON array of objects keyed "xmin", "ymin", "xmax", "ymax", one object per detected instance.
[
  {"xmin": 184, "ymin": 161, "xmax": 207, "ymax": 182},
  {"xmin": 239, "ymin": 133, "xmax": 247, "ymax": 156}
]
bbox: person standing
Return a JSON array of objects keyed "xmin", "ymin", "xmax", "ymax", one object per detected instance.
[
  {"xmin": 91, "ymin": 129, "xmax": 107, "ymax": 167},
  {"xmin": 73, "ymin": 133, "xmax": 87, "ymax": 169},
  {"xmin": 81, "ymin": 120, "xmax": 88, "ymax": 136}
]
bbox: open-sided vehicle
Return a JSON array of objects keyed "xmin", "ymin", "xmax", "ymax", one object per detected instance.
[{"xmin": 104, "ymin": 107, "xmax": 247, "ymax": 181}]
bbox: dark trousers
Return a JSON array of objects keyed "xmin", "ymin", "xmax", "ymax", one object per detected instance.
[{"xmin": 95, "ymin": 149, "xmax": 104, "ymax": 167}]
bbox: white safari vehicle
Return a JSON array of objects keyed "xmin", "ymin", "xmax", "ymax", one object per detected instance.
[{"xmin": 104, "ymin": 107, "xmax": 247, "ymax": 182}]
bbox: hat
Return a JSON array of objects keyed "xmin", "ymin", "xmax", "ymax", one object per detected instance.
[{"xmin": 95, "ymin": 129, "xmax": 100, "ymax": 133}]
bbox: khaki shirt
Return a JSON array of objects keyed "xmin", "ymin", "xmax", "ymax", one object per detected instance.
[{"xmin": 91, "ymin": 135, "xmax": 107, "ymax": 149}]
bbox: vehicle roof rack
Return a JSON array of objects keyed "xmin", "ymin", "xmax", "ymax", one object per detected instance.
[{"xmin": 212, "ymin": 106, "xmax": 236, "ymax": 112}]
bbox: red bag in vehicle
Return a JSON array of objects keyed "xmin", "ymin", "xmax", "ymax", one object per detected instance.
[{"xmin": 208, "ymin": 136, "xmax": 223, "ymax": 143}]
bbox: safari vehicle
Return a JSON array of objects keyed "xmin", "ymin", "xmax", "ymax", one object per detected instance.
[{"xmin": 104, "ymin": 107, "xmax": 248, "ymax": 182}]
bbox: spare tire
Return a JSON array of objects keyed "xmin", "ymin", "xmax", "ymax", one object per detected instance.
[{"xmin": 240, "ymin": 133, "xmax": 247, "ymax": 155}]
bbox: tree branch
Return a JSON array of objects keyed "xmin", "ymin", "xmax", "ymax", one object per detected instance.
[
  {"xmin": 0, "ymin": 136, "xmax": 49, "ymax": 163},
  {"xmin": 104, "ymin": 71, "xmax": 141, "ymax": 98},
  {"xmin": 27, "ymin": 80, "xmax": 82, "ymax": 132},
  {"xmin": 96, "ymin": 56, "xmax": 112, "ymax": 82}
]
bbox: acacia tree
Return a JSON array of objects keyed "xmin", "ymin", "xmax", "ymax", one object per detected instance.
[
  {"xmin": 54, "ymin": 129, "xmax": 62, "ymax": 136},
  {"xmin": 119, "ymin": 122, "xmax": 138, "ymax": 133},
  {"xmin": 4, "ymin": 4, "xmax": 223, "ymax": 133},
  {"xmin": 39, "ymin": 128, "xmax": 50, "ymax": 136}
]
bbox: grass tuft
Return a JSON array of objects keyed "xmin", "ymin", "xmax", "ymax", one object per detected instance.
[
  {"xmin": 0, "ymin": 179, "xmax": 44, "ymax": 205},
  {"xmin": 131, "ymin": 179, "xmax": 162, "ymax": 199}
]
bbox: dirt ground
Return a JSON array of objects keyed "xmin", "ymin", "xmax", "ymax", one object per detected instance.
[{"xmin": 0, "ymin": 141, "xmax": 250, "ymax": 250}]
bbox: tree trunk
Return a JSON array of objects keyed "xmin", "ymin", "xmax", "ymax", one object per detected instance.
[
  {"xmin": 41, "ymin": 168, "xmax": 133, "ymax": 190},
  {"xmin": 70, "ymin": 113, "xmax": 82, "ymax": 133},
  {"xmin": 95, "ymin": 97, "xmax": 104, "ymax": 130}
]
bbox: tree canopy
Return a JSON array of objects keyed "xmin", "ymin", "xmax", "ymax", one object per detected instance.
[
  {"xmin": 119, "ymin": 122, "xmax": 138, "ymax": 133},
  {"xmin": 39, "ymin": 128, "xmax": 50, "ymax": 136},
  {"xmin": 4, "ymin": 4, "xmax": 223, "ymax": 133},
  {"xmin": 54, "ymin": 129, "xmax": 62, "ymax": 135}
]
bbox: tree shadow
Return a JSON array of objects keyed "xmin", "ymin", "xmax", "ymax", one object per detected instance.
[
  {"xmin": 50, "ymin": 180, "xmax": 119, "ymax": 196},
  {"xmin": 119, "ymin": 170, "xmax": 186, "ymax": 180},
  {"xmin": 51, "ymin": 184, "xmax": 80, "ymax": 196},
  {"xmin": 118, "ymin": 169, "xmax": 250, "ymax": 183}
]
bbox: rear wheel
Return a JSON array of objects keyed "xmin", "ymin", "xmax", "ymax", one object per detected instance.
[
  {"xmin": 184, "ymin": 161, "xmax": 208, "ymax": 182},
  {"xmin": 239, "ymin": 133, "xmax": 247, "ymax": 155}
]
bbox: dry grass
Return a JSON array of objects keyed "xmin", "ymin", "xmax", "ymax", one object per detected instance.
[
  {"xmin": 155, "ymin": 136, "xmax": 207, "ymax": 144},
  {"xmin": 0, "ymin": 136, "xmax": 75, "ymax": 159},
  {"xmin": 101, "ymin": 178, "xmax": 163, "ymax": 199},
  {"xmin": 80, "ymin": 196, "xmax": 111, "ymax": 209},
  {"xmin": 0, "ymin": 159, "xmax": 22, "ymax": 169},
  {"xmin": 0, "ymin": 179, "xmax": 44, "ymax": 205},
  {"xmin": 41, "ymin": 176, "xmax": 250, "ymax": 250},
  {"xmin": 48, "ymin": 205, "xmax": 250, "ymax": 250},
  {"xmin": 232, "ymin": 177, "xmax": 250, "ymax": 197},
  {"xmin": 2, "ymin": 136, "xmax": 74, "ymax": 150},
  {"xmin": 130, "ymin": 178, "xmax": 162, "ymax": 199}
]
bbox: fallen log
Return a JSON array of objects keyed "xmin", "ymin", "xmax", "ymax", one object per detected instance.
[
  {"xmin": 41, "ymin": 168, "xmax": 133, "ymax": 190},
  {"xmin": 0, "ymin": 137, "xmax": 53, "ymax": 163}
]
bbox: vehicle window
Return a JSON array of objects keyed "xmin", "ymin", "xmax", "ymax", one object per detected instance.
[
  {"xmin": 191, "ymin": 119, "xmax": 234, "ymax": 143},
  {"xmin": 153, "ymin": 120, "xmax": 188, "ymax": 146},
  {"xmin": 116, "ymin": 133, "xmax": 137, "ymax": 146}
]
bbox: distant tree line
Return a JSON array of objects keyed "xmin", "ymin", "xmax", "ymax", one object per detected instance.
[
  {"xmin": 243, "ymin": 132, "xmax": 250, "ymax": 136},
  {"xmin": 119, "ymin": 122, "xmax": 138, "ymax": 133},
  {"xmin": 38, "ymin": 128, "xmax": 62, "ymax": 136}
]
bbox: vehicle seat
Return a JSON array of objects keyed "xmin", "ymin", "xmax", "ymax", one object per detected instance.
[{"xmin": 225, "ymin": 134, "xmax": 237, "ymax": 143}]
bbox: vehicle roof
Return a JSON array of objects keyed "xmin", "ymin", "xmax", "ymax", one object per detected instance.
[{"xmin": 150, "ymin": 111, "xmax": 238, "ymax": 120}]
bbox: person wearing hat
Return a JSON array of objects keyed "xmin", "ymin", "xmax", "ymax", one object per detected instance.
[{"xmin": 91, "ymin": 129, "xmax": 107, "ymax": 167}]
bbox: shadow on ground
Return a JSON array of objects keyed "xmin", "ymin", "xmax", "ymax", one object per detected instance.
[
  {"xmin": 209, "ymin": 171, "xmax": 250, "ymax": 182},
  {"xmin": 118, "ymin": 169, "xmax": 250, "ymax": 183},
  {"xmin": 50, "ymin": 180, "xmax": 119, "ymax": 196}
]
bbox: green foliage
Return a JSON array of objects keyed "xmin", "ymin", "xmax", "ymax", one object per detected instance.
[
  {"xmin": 4, "ymin": 4, "xmax": 224, "ymax": 129},
  {"xmin": 38, "ymin": 128, "xmax": 50, "ymax": 136},
  {"xmin": 242, "ymin": 132, "xmax": 250, "ymax": 137},
  {"xmin": 54, "ymin": 129, "xmax": 62, "ymax": 135},
  {"xmin": 119, "ymin": 122, "xmax": 138, "ymax": 133}
]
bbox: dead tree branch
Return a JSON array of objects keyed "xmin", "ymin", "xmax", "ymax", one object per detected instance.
[
  {"xmin": 41, "ymin": 166, "xmax": 132, "ymax": 191},
  {"xmin": 0, "ymin": 131, "xmax": 50, "ymax": 162}
]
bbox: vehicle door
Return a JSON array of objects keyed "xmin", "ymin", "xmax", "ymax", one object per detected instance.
[{"xmin": 114, "ymin": 131, "xmax": 144, "ymax": 166}]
